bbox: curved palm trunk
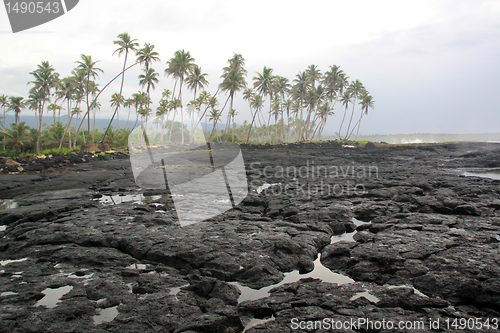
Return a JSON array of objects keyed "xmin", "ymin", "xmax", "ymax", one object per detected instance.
[
  {"xmin": 2, "ymin": 107, "xmax": 5, "ymax": 151},
  {"xmin": 209, "ymin": 118, "xmax": 218, "ymax": 141},
  {"xmin": 224, "ymin": 97, "xmax": 233, "ymax": 142},
  {"xmin": 191, "ymin": 88, "xmax": 197, "ymax": 143},
  {"xmin": 68, "ymin": 100, "xmax": 72, "ymax": 149},
  {"xmin": 132, "ymin": 112, "xmax": 140, "ymax": 132},
  {"xmin": 168, "ymin": 109, "xmax": 177, "ymax": 142},
  {"xmin": 126, "ymin": 106, "xmax": 131, "ymax": 129},
  {"xmin": 296, "ymin": 103, "xmax": 304, "ymax": 142},
  {"xmin": 348, "ymin": 112, "xmax": 365, "ymax": 141},
  {"xmin": 59, "ymin": 112, "xmax": 75, "ymax": 149},
  {"xmin": 116, "ymin": 51, "xmax": 128, "ymax": 131},
  {"xmin": 192, "ymin": 104, "xmax": 210, "ymax": 138},
  {"xmin": 179, "ymin": 78, "xmax": 185, "ymax": 144},
  {"xmin": 344, "ymin": 98, "xmax": 357, "ymax": 140},
  {"xmin": 217, "ymin": 95, "xmax": 231, "ymax": 142},
  {"xmin": 85, "ymin": 74, "xmax": 91, "ymax": 144},
  {"xmin": 92, "ymin": 107, "xmax": 96, "ymax": 143},
  {"xmin": 101, "ymin": 61, "xmax": 141, "ymax": 143},
  {"xmin": 338, "ymin": 106, "xmax": 348, "ymax": 140},
  {"xmin": 304, "ymin": 107, "xmax": 315, "ymax": 140},
  {"xmin": 36, "ymin": 101, "xmax": 46, "ymax": 155},
  {"xmin": 246, "ymin": 106, "xmax": 259, "ymax": 143}
]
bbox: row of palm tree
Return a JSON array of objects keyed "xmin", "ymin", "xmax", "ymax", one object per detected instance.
[
  {"xmin": 1, "ymin": 32, "xmax": 375, "ymax": 155},
  {"xmin": 0, "ymin": 120, "xmax": 131, "ymax": 157}
]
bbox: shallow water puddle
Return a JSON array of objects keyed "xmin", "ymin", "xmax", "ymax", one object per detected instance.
[
  {"xmin": 169, "ymin": 284, "xmax": 189, "ymax": 301},
  {"xmin": 96, "ymin": 194, "xmax": 164, "ymax": 205},
  {"xmin": 463, "ymin": 170, "xmax": 500, "ymax": 180},
  {"xmin": 0, "ymin": 199, "xmax": 18, "ymax": 210},
  {"xmin": 1, "ymin": 291, "xmax": 18, "ymax": 297},
  {"xmin": 330, "ymin": 218, "xmax": 369, "ymax": 244},
  {"xmin": 1, "ymin": 258, "xmax": 28, "ymax": 266},
  {"xmin": 233, "ymin": 256, "xmax": 354, "ymax": 303},
  {"xmin": 243, "ymin": 316, "xmax": 275, "ymax": 332},
  {"xmin": 387, "ymin": 284, "xmax": 428, "ymax": 298},
  {"xmin": 35, "ymin": 285, "xmax": 73, "ymax": 308},
  {"xmin": 126, "ymin": 263, "xmax": 149, "ymax": 270},
  {"xmin": 350, "ymin": 290, "xmax": 380, "ymax": 303},
  {"xmin": 93, "ymin": 305, "xmax": 119, "ymax": 325},
  {"xmin": 331, "ymin": 231, "xmax": 356, "ymax": 243},
  {"xmin": 256, "ymin": 183, "xmax": 281, "ymax": 194}
]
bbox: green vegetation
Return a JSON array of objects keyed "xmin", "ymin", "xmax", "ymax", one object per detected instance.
[{"xmin": 1, "ymin": 33, "xmax": 375, "ymax": 156}]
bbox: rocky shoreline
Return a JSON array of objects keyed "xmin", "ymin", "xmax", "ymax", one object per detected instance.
[{"xmin": 1, "ymin": 141, "xmax": 500, "ymax": 332}]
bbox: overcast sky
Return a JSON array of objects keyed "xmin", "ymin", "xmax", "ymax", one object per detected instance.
[{"xmin": 1, "ymin": 0, "xmax": 499, "ymax": 135}]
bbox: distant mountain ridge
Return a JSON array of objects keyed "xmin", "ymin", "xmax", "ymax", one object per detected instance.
[
  {"xmin": 1, "ymin": 114, "xmax": 223, "ymax": 131},
  {"xmin": 3, "ymin": 115, "xmax": 499, "ymax": 143}
]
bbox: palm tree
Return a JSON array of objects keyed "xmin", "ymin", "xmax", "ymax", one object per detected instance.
[
  {"xmin": 71, "ymin": 106, "xmax": 83, "ymax": 147},
  {"xmin": 109, "ymin": 93, "xmax": 125, "ymax": 136},
  {"xmin": 136, "ymin": 43, "xmax": 160, "ymax": 72},
  {"xmin": 305, "ymin": 64, "xmax": 322, "ymax": 89},
  {"xmin": 165, "ymin": 49, "xmax": 195, "ymax": 144},
  {"xmin": 3, "ymin": 122, "xmax": 30, "ymax": 156},
  {"xmin": 270, "ymin": 96, "xmax": 282, "ymax": 143},
  {"xmin": 338, "ymin": 90, "xmax": 352, "ymax": 140},
  {"xmin": 156, "ymin": 98, "xmax": 170, "ymax": 143},
  {"xmin": 112, "ymin": 32, "xmax": 140, "ymax": 129},
  {"xmin": 168, "ymin": 97, "xmax": 182, "ymax": 142},
  {"xmin": 44, "ymin": 121, "xmax": 65, "ymax": 148},
  {"xmin": 208, "ymin": 108, "xmax": 222, "ymax": 141},
  {"xmin": 273, "ymin": 76, "xmax": 290, "ymax": 141},
  {"xmin": 349, "ymin": 92, "xmax": 374, "ymax": 140},
  {"xmin": 131, "ymin": 92, "xmax": 150, "ymax": 131},
  {"xmin": 0, "ymin": 94, "xmax": 7, "ymax": 151},
  {"xmin": 7, "ymin": 96, "xmax": 26, "ymax": 125},
  {"xmin": 75, "ymin": 55, "xmax": 103, "ymax": 143},
  {"xmin": 138, "ymin": 68, "xmax": 159, "ymax": 132},
  {"xmin": 246, "ymin": 93, "xmax": 264, "ymax": 143},
  {"xmin": 47, "ymin": 103, "xmax": 62, "ymax": 125},
  {"xmin": 0, "ymin": 94, "xmax": 7, "ymax": 128},
  {"xmin": 322, "ymin": 65, "xmax": 348, "ymax": 104},
  {"xmin": 138, "ymin": 68, "xmax": 159, "ymax": 100},
  {"xmin": 191, "ymin": 90, "xmax": 210, "ymax": 133},
  {"xmin": 228, "ymin": 108, "xmax": 238, "ymax": 142},
  {"xmin": 283, "ymin": 98, "xmax": 294, "ymax": 142},
  {"xmin": 292, "ymin": 71, "xmax": 309, "ymax": 141},
  {"xmin": 26, "ymin": 90, "xmax": 42, "ymax": 130},
  {"xmin": 124, "ymin": 97, "xmax": 134, "ymax": 129},
  {"xmin": 57, "ymin": 76, "xmax": 77, "ymax": 148},
  {"xmin": 303, "ymin": 88, "xmax": 320, "ymax": 140},
  {"xmin": 185, "ymin": 64, "xmax": 208, "ymax": 140},
  {"xmin": 90, "ymin": 100, "xmax": 101, "ymax": 143},
  {"xmin": 312, "ymin": 102, "xmax": 334, "ymax": 140},
  {"xmin": 343, "ymin": 79, "xmax": 365, "ymax": 140},
  {"xmin": 219, "ymin": 54, "xmax": 247, "ymax": 141},
  {"xmin": 28, "ymin": 61, "xmax": 59, "ymax": 153},
  {"xmin": 253, "ymin": 66, "xmax": 275, "ymax": 130},
  {"xmin": 71, "ymin": 70, "xmax": 86, "ymax": 149}
]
